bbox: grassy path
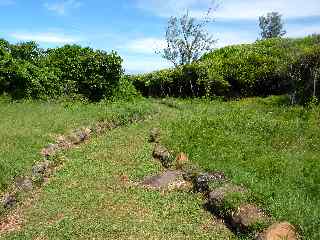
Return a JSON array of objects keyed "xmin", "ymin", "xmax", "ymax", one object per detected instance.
[{"xmin": 1, "ymin": 104, "xmax": 234, "ymax": 239}]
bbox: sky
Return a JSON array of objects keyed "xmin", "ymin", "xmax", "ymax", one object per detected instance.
[{"xmin": 1, "ymin": 0, "xmax": 320, "ymax": 73}]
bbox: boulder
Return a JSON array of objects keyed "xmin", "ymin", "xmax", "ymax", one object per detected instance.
[
  {"xmin": 231, "ymin": 204, "xmax": 268, "ymax": 231},
  {"xmin": 149, "ymin": 128, "xmax": 160, "ymax": 143},
  {"xmin": 2, "ymin": 194, "xmax": 16, "ymax": 209},
  {"xmin": 56, "ymin": 135, "xmax": 72, "ymax": 149},
  {"xmin": 256, "ymin": 222, "xmax": 299, "ymax": 240},
  {"xmin": 208, "ymin": 184, "xmax": 246, "ymax": 207},
  {"xmin": 193, "ymin": 172, "xmax": 227, "ymax": 193},
  {"xmin": 141, "ymin": 170, "xmax": 183, "ymax": 189},
  {"xmin": 41, "ymin": 143, "xmax": 59, "ymax": 157},
  {"xmin": 32, "ymin": 161, "xmax": 50, "ymax": 177},
  {"xmin": 78, "ymin": 128, "xmax": 91, "ymax": 142},
  {"xmin": 152, "ymin": 144, "xmax": 172, "ymax": 168},
  {"xmin": 15, "ymin": 177, "xmax": 33, "ymax": 192}
]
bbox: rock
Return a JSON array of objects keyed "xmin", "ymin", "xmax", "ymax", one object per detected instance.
[
  {"xmin": 2, "ymin": 194, "xmax": 17, "ymax": 209},
  {"xmin": 41, "ymin": 143, "xmax": 58, "ymax": 157},
  {"xmin": 182, "ymin": 166, "xmax": 202, "ymax": 182},
  {"xmin": 175, "ymin": 152, "xmax": 189, "ymax": 169},
  {"xmin": 256, "ymin": 222, "xmax": 299, "ymax": 240},
  {"xmin": 141, "ymin": 170, "xmax": 183, "ymax": 189},
  {"xmin": 56, "ymin": 135, "xmax": 72, "ymax": 149},
  {"xmin": 193, "ymin": 172, "xmax": 227, "ymax": 193},
  {"xmin": 231, "ymin": 204, "xmax": 268, "ymax": 231},
  {"xmin": 149, "ymin": 128, "xmax": 161, "ymax": 143},
  {"xmin": 152, "ymin": 144, "xmax": 172, "ymax": 168},
  {"xmin": 208, "ymin": 184, "xmax": 246, "ymax": 207},
  {"xmin": 78, "ymin": 128, "xmax": 91, "ymax": 142},
  {"xmin": 15, "ymin": 177, "xmax": 33, "ymax": 192},
  {"xmin": 32, "ymin": 161, "xmax": 50, "ymax": 176}
]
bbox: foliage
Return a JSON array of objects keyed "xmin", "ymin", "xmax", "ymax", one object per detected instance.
[
  {"xmin": 259, "ymin": 12, "xmax": 286, "ymax": 39},
  {"xmin": 110, "ymin": 75, "xmax": 142, "ymax": 101},
  {"xmin": 45, "ymin": 45, "xmax": 123, "ymax": 101},
  {"xmin": 289, "ymin": 45, "xmax": 320, "ymax": 104},
  {"xmin": 0, "ymin": 39, "xmax": 124, "ymax": 101},
  {"xmin": 132, "ymin": 35, "xmax": 320, "ymax": 102},
  {"xmin": 160, "ymin": 11, "xmax": 216, "ymax": 67}
]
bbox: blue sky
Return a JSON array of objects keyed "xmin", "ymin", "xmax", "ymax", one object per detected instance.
[{"xmin": 1, "ymin": 0, "xmax": 320, "ymax": 73}]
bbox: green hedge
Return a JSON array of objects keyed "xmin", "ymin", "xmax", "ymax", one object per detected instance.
[
  {"xmin": 290, "ymin": 45, "xmax": 320, "ymax": 104},
  {"xmin": 0, "ymin": 40, "xmax": 124, "ymax": 101},
  {"xmin": 132, "ymin": 35, "xmax": 320, "ymax": 103}
]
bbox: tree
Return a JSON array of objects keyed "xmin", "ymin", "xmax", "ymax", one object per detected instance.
[
  {"xmin": 259, "ymin": 12, "xmax": 286, "ymax": 39},
  {"xmin": 160, "ymin": 7, "xmax": 217, "ymax": 67}
]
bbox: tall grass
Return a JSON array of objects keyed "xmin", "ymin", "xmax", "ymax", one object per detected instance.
[{"xmin": 161, "ymin": 96, "xmax": 320, "ymax": 239}]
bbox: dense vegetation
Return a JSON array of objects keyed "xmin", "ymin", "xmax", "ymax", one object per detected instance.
[
  {"xmin": 0, "ymin": 39, "xmax": 135, "ymax": 101},
  {"xmin": 1, "ymin": 35, "xmax": 319, "ymax": 104},
  {"xmin": 132, "ymin": 35, "xmax": 320, "ymax": 104}
]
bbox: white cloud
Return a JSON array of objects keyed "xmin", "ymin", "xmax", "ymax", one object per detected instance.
[
  {"xmin": 136, "ymin": 0, "xmax": 320, "ymax": 20},
  {"xmin": 215, "ymin": 31, "xmax": 254, "ymax": 48},
  {"xmin": 123, "ymin": 56, "xmax": 171, "ymax": 73},
  {"xmin": 10, "ymin": 32, "xmax": 81, "ymax": 44},
  {"xmin": 123, "ymin": 38, "xmax": 167, "ymax": 54},
  {"xmin": 0, "ymin": 0, "xmax": 14, "ymax": 6},
  {"xmin": 44, "ymin": 0, "xmax": 82, "ymax": 15},
  {"xmin": 286, "ymin": 24, "xmax": 320, "ymax": 38}
]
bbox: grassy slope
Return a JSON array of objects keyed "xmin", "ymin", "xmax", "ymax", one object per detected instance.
[
  {"xmin": 1, "ymin": 97, "xmax": 319, "ymax": 239},
  {"xmin": 2, "ymin": 103, "xmax": 234, "ymax": 240},
  {"xmin": 160, "ymin": 97, "xmax": 320, "ymax": 240},
  {"xmin": 0, "ymin": 98, "xmax": 154, "ymax": 193}
]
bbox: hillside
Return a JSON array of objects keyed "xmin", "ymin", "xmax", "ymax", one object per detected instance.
[{"xmin": 0, "ymin": 96, "xmax": 319, "ymax": 239}]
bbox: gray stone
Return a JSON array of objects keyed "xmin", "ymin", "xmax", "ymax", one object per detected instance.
[
  {"xmin": 152, "ymin": 144, "xmax": 172, "ymax": 168},
  {"xmin": 32, "ymin": 161, "xmax": 50, "ymax": 176},
  {"xmin": 194, "ymin": 172, "xmax": 227, "ymax": 193},
  {"xmin": 141, "ymin": 170, "xmax": 183, "ymax": 189},
  {"xmin": 149, "ymin": 128, "xmax": 160, "ymax": 143},
  {"xmin": 2, "ymin": 194, "xmax": 16, "ymax": 209},
  {"xmin": 208, "ymin": 184, "xmax": 246, "ymax": 206},
  {"xmin": 15, "ymin": 177, "xmax": 33, "ymax": 192},
  {"xmin": 231, "ymin": 204, "xmax": 268, "ymax": 230},
  {"xmin": 41, "ymin": 143, "xmax": 58, "ymax": 157}
]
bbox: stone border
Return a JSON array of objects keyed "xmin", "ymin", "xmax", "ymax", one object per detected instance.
[
  {"xmin": 148, "ymin": 128, "xmax": 300, "ymax": 240},
  {"xmin": 0, "ymin": 112, "xmax": 150, "ymax": 223}
]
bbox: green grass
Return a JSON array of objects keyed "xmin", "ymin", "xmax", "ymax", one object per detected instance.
[
  {"xmin": 159, "ymin": 96, "xmax": 320, "ymax": 240},
  {"xmin": 1, "ymin": 105, "xmax": 234, "ymax": 240},
  {"xmin": 1, "ymin": 96, "xmax": 319, "ymax": 239},
  {"xmin": 0, "ymin": 98, "xmax": 154, "ymax": 194}
]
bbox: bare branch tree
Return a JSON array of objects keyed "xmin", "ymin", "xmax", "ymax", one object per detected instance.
[{"xmin": 160, "ymin": 2, "xmax": 218, "ymax": 67}]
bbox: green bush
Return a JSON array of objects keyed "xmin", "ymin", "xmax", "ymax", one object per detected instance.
[
  {"xmin": 0, "ymin": 40, "xmax": 125, "ymax": 101},
  {"xmin": 132, "ymin": 35, "xmax": 320, "ymax": 102},
  {"xmin": 111, "ymin": 75, "xmax": 142, "ymax": 101},
  {"xmin": 46, "ymin": 45, "xmax": 123, "ymax": 101},
  {"xmin": 289, "ymin": 45, "xmax": 320, "ymax": 104}
]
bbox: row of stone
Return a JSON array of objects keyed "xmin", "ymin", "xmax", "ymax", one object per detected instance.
[
  {"xmin": 1, "ymin": 127, "xmax": 92, "ymax": 211},
  {"xmin": 1, "ymin": 115, "xmax": 145, "ymax": 214},
  {"xmin": 146, "ymin": 128, "xmax": 299, "ymax": 240}
]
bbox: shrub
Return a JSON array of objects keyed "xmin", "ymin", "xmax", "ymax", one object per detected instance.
[
  {"xmin": 46, "ymin": 45, "xmax": 123, "ymax": 101},
  {"xmin": 111, "ymin": 75, "xmax": 141, "ymax": 101},
  {"xmin": 0, "ymin": 40, "xmax": 125, "ymax": 101},
  {"xmin": 133, "ymin": 35, "xmax": 320, "ymax": 101},
  {"xmin": 289, "ymin": 45, "xmax": 320, "ymax": 104}
]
